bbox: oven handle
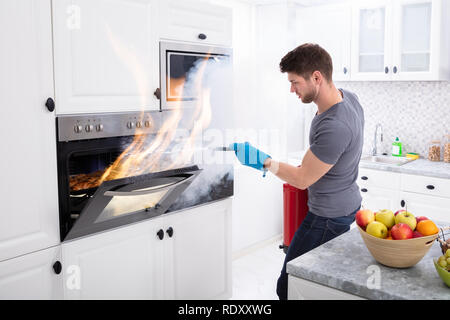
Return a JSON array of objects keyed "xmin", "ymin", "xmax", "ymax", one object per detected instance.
[{"xmin": 103, "ymin": 175, "xmax": 195, "ymax": 197}]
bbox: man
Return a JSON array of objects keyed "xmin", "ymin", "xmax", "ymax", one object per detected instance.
[{"xmin": 229, "ymin": 43, "xmax": 364, "ymax": 300}]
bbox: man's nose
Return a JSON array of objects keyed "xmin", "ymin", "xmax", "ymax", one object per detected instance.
[{"xmin": 290, "ymin": 85, "xmax": 295, "ymax": 93}]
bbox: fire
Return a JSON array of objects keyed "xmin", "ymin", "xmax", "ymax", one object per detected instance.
[{"xmin": 96, "ymin": 23, "xmax": 213, "ymax": 185}]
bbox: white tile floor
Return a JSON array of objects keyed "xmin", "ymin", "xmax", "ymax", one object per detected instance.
[{"xmin": 230, "ymin": 238, "xmax": 286, "ymax": 300}]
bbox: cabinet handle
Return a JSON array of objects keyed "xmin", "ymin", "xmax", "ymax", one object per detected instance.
[
  {"xmin": 153, "ymin": 88, "xmax": 161, "ymax": 100},
  {"xmin": 361, "ymin": 176, "xmax": 368, "ymax": 180},
  {"xmin": 400, "ymin": 200, "xmax": 405, "ymax": 207},
  {"xmin": 52, "ymin": 261, "xmax": 62, "ymax": 275},
  {"xmin": 45, "ymin": 97, "xmax": 55, "ymax": 112},
  {"xmin": 157, "ymin": 229, "xmax": 164, "ymax": 240},
  {"xmin": 343, "ymin": 67, "xmax": 348, "ymax": 74},
  {"xmin": 198, "ymin": 33, "xmax": 207, "ymax": 40},
  {"xmin": 361, "ymin": 188, "xmax": 368, "ymax": 193},
  {"xmin": 426, "ymin": 185, "xmax": 435, "ymax": 190},
  {"xmin": 166, "ymin": 227, "xmax": 174, "ymax": 238},
  {"xmin": 393, "ymin": 66, "xmax": 398, "ymax": 74},
  {"xmin": 384, "ymin": 66, "xmax": 389, "ymax": 74}
]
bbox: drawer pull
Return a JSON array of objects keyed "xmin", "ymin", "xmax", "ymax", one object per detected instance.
[
  {"xmin": 400, "ymin": 200, "xmax": 405, "ymax": 207},
  {"xmin": 361, "ymin": 176, "xmax": 368, "ymax": 180},
  {"xmin": 361, "ymin": 188, "xmax": 368, "ymax": 193},
  {"xmin": 426, "ymin": 185, "xmax": 435, "ymax": 190}
]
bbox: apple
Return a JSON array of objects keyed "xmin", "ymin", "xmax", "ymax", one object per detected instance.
[
  {"xmin": 356, "ymin": 209, "xmax": 375, "ymax": 230},
  {"xmin": 412, "ymin": 231, "xmax": 423, "ymax": 238},
  {"xmin": 366, "ymin": 221, "xmax": 388, "ymax": 239},
  {"xmin": 375, "ymin": 209, "xmax": 395, "ymax": 229},
  {"xmin": 395, "ymin": 211, "xmax": 417, "ymax": 231},
  {"xmin": 391, "ymin": 223, "xmax": 413, "ymax": 240},
  {"xmin": 394, "ymin": 209, "xmax": 406, "ymax": 216},
  {"xmin": 416, "ymin": 216, "xmax": 429, "ymax": 224}
]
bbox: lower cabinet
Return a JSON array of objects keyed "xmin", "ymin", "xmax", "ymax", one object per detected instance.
[
  {"xmin": 399, "ymin": 191, "xmax": 450, "ymax": 224},
  {"xmin": 0, "ymin": 246, "xmax": 62, "ymax": 299},
  {"xmin": 61, "ymin": 198, "xmax": 232, "ymax": 300}
]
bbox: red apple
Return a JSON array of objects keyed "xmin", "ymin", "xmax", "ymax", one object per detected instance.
[
  {"xmin": 394, "ymin": 210, "xmax": 406, "ymax": 216},
  {"xmin": 391, "ymin": 223, "xmax": 413, "ymax": 240},
  {"xmin": 412, "ymin": 231, "xmax": 423, "ymax": 238},
  {"xmin": 416, "ymin": 216, "xmax": 429, "ymax": 224},
  {"xmin": 356, "ymin": 209, "xmax": 375, "ymax": 230}
]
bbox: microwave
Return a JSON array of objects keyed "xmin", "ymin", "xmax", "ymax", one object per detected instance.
[{"xmin": 158, "ymin": 41, "xmax": 232, "ymax": 110}]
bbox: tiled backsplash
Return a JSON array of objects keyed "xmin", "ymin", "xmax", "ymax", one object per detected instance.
[{"xmin": 336, "ymin": 81, "xmax": 450, "ymax": 158}]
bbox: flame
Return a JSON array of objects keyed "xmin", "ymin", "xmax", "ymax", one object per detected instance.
[{"xmin": 94, "ymin": 23, "xmax": 213, "ymax": 185}]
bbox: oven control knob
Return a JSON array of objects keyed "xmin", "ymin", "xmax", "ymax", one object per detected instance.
[
  {"xmin": 85, "ymin": 124, "xmax": 94, "ymax": 132},
  {"xmin": 136, "ymin": 121, "xmax": 142, "ymax": 128},
  {"xmin": 96, "ymin": 124, "xmax": 104, "ymax": 132},
  {"xmin": 74, "ymin": 125, "xmax": 83, "ymax": 133},
  {"xmin": 127, "ymin": 121, "xmax": 135, "ymax": 129},
  {"xmin": 145, "ymin": 120, "xmax": 151, "ymax": 128}
]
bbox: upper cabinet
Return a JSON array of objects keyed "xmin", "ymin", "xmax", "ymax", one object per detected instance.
[
  {"xmin": 159, "ymin": 0, "xmax": 232, "ymax": 47},
  {"xmin": 352, "ymin": 0, "xmax": 449, "ymax": 81},
  {"xmin": 296, "ymin": 4, "xmax": 352, "ymax": 81},
  {"xmin": 52, "ymin": 0, "xmax": 160, "ymax": 114},
  {"xmin": 297, "ymin": 0, "xmax": 449, "ymax": 81}
]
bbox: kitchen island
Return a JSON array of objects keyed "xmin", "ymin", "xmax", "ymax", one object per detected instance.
[{"xmin": 287, "ymin": 222, "xmax": 450, "ymax": 300}]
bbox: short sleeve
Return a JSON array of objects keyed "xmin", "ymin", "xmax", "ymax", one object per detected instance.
[{"xmin": 309, "ymin": 119, "xmax": 352, "ymax": 165}]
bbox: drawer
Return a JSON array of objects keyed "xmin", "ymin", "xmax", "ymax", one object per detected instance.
[
  {"xmin": 358, "ymin": 168, "xmax": 401, "ymax": 190},
  {"xmin": 401, "ymin": 174, "xmax": 450, "ymax": 199}
]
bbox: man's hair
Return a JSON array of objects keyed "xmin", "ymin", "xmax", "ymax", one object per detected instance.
[{"xmin": 279, "ymin": 43, "xmax": 333, "ymax": 82}]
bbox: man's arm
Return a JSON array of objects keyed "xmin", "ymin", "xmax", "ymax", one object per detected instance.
[{"xmin": 264, "ymin": 149, "xmax": 333, "ymax": 190}]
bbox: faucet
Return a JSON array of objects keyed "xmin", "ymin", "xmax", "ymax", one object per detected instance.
[{"xmin": 372, "ymin": 123, "xmax": 383, "ymax": 156}]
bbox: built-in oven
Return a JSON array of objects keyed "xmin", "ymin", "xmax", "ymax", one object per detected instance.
[
  {"xmin": 56, "ymin": 111, "xmax": 233, "ymax": 242},
  {"xmin": 158, "ymin": 41, "xmax": 232, "ymax": 110}
]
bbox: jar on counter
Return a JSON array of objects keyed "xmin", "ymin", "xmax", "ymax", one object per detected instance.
[
  {"xmin": 428, "ymin": 140, "xmax": 441, "ymax": 162},
  {"xmin": 444, "ymin": 134, "xmax": 450, "ymax": 163}
]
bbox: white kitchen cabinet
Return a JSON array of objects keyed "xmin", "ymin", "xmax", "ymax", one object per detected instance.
[
  {"xmin": 0, "ymin": 246, "xmax": 62, "ymax": 300},
  {"xmin": 399, "ymin": 192, "xmax": 450, "ymax": 223},
  {"xmin": 0, "ymin": 0, "xmax": 60, "ymax": 262},
  {"xmin": 351, "ymin": 0, "xmax": 393, "ymax": 80},
  {"xmin": 159, "ymin": 0, "xmax": 232, "ymax": 47},
  {"xmin": 295, "ymin": 4, "xmax": 352, "ymax": 81},
  {"xmin": 351, "ymin": 0, "xmax": 449, "ymax": 81},
  {"xmin": 61, "ymin": 198, "xmax": 232, "ymax": 299},
  {"xmin": 52, "ymin": 0, "xmax": 160, "ymax": 114},
  {"xmin": 61, "ymin": 218, "xmax": 164, "ymax": 300},
  {"xmin": 163, "ymin": 198, "xmax": 232, "ymax": 300}
]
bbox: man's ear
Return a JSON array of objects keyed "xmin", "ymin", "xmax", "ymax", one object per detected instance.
[{"xmin": 312, "ymin": 71, "xmax": 322, "ymax": 84}]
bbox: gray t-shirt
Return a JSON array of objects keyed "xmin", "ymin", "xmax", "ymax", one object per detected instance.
[{"xmin": 308, "ymin": 88, "xmax": 364, "ymax": 218}]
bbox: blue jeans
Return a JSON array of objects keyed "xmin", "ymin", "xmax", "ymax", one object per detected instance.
[{"xmin": 276, "ymin": 207, "xmax": 359, "ymax": 300}]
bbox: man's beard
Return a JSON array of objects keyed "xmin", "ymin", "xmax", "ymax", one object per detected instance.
[{"xmin": 301, "ymin": 87, "xmax": 317, "ymax": 104}]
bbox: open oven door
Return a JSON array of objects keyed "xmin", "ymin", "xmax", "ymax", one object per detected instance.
[{"xmin": 64, "ymin": 165, "xmax": 202, "ymax": 241}]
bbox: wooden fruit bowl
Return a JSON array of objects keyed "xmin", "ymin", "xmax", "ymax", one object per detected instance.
[{"xmin": 357, "ymin": 225, "xmax": 438, "ymax": 268}]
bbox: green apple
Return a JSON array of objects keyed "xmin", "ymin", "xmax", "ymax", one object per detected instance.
[
  {"xmin": 375, "ymin": 209, "xmax": 395, "ymax": 229},
  {"xmin": 446, "ymin": 249, "xmax": 450, "ymax": 258},
  {"xmin": 366, "ymin": 221, "xmax": 388, "ymax": 239},
  {"xmin": 438, "ymin": 255, "xmax": 446, "ymax": 263},
  {"xmin": 394, "ymin": 211, "xmax": 416, "ymax": 231},
  {"xmin": 447, "ymin": 257, "xmax": 450, "ymax": 265},
  {"xmin": 439, "ymin": 259, "xmax": 448, "ymax": 268}
]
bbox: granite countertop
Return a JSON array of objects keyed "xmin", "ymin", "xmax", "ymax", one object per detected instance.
[
  {"xmin": 360, "ymin": 158, "xmax": 450, "ymax": 179},
  {"xmin": 286, "ymin": 222, "xmax": 450, "ymax": 300}
]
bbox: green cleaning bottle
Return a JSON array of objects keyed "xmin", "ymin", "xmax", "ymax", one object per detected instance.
[{"xmin": 392, "ymin": 137, "xmax": 402, "ymax": 157}]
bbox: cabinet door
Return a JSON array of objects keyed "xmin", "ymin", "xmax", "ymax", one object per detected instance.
[
  {"xmin": 392, "ymin": 0, "xmax": 440, "ymax": 80},
  {"xmin": 159, "ymin": 0, "xmax": 232, "ymax": 46},
  {"xmin": 163, "ymin": 199, "xmax": 232, "ymax": 300},
  {"xmin": 0, "ymin": 246, "xmax": 62, "ymax": 299},
  {"xmin": 52, "ymin": 0, "xmax": 159, "ymax": 114},
  {"xmin": 351, "ymin": 0, "xmax": 393, "ymax": 80},
  {"xmin": 360, "ymin": 186, "xmax": 400, "ymax": 213},
  {"xmin": 62, "ymin": 218, "xmax": 164, "ymax": 299},
  {"xmin": 296, "ymin": 5, "xmax": 351, "ymax": 81},
  {"xmin": 399, "ymin": 192, "xmax": 450, "ymax": 224},
  {"xmin": 0, "ymin": 0, "xmax": 60, "ymax": 262}
]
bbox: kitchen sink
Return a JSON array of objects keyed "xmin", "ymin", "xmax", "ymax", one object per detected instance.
[{"xmin": 360, "ymin": 155, "xmax": 413, "ymax": 166}]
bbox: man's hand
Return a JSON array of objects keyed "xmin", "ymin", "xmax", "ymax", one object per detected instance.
[{"xmin": 229, "ymin": 142, "xmax": 271, "ymax": 171}]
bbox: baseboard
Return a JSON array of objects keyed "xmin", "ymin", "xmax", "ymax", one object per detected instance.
[{"xmin": 232, "ymin": 234, "xmax": 283, "ymax": 260}]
